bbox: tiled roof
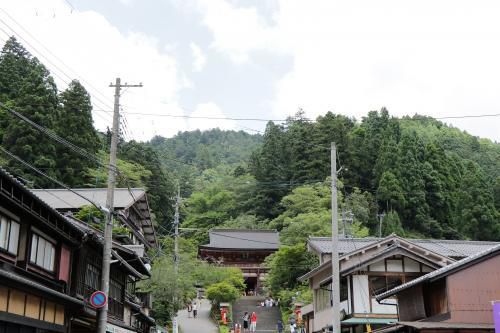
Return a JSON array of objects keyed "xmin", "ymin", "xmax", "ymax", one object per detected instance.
[
  {"xmin": 308, "ymin": 236, "xmax": 500, "ymax": 259},
  {"xmin": 376, "ymin": 242, "xmax": 500, "ymax": 301},
  {"xmin": 0, "ymin": 168, "xmax": 84, "ymax": 238},
  {"xmin": 201, "ymin": 229, "xmax": 280, "ymax": 250},
  {"xmin": 31, "ymin": 188, "xmax": 145, "ymax": 210}
]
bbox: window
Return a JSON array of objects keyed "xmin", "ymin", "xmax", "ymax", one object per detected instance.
[
  {"xmin": 109, "ymin": 272, "xmax": 125, "ymax": 319},
  {"xmin": 30, "ymin": 234, "xmax": 55, "ymax": 271},
  {"xmin": 85, "ymin": 261, "xmax": 101, "ymax": 290},
  {"xmin": 316, "ymin": 278, "xmax": 349, "ymax": 312},
  {"xmin": 340, "ymin": 277, "xmax": 348, "ymax": 302},
  {"xmin": 316, "ymin": 284, "xmax": 331, "ymax": 312},
  {"xmin": 369, "ymin": 276, "xmax": 403, "ymax": 295},
  {"xmin": 0, "ymin": 214, "xmax": 20, "ymax": 255}
]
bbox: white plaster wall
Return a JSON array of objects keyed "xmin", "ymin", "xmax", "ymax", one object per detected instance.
[
  {"xmin": 371, "ymin": 298, "xmax": 398, "ymax": 314},
  {"xmin": 313, "ymin": 301, "xmax": 348, "ymax": 333},
  {"xmin": 369, "ymin": 261, "xmax": 385, "ymax": 272},
  {"xmin": 404, "ymin": 257, "xmax": 420, "ymax": 272},
  {"xmin": 386, "ymin": 259, "xmax": 403, "ymax": 272},
  {"xmin": 352, "ymin": 275, "xmax": 370, "ymax": 313}
]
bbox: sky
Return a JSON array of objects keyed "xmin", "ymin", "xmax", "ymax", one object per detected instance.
[{"xmin": 0, "ymin": 0, "xmax": 499, "ymax": 142}]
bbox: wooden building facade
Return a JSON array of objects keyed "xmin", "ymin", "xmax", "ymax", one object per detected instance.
[
  {"xmin": 375, "ymin": 243, "xmax": 500, "ymax": 333},
  {"xmin": 0, "ymin": 168, "xmax": 157, "ymax": 333},
  {"xmin": 0, "ymin": 168, "xmax": 84, "ymax": 333}
]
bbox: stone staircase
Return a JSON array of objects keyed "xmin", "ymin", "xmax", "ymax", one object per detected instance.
[{"xmin": 232, "ymin": 296, "xmax": 282, "ymax": 332}]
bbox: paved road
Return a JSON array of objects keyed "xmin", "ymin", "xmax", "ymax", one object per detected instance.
[{"xmin": 177, "ymin": 299, "xmax": 218, "ymax": 333}]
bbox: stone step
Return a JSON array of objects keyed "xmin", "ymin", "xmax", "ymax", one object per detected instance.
[{"xmin": 232, "ymin": 297, "xmax": 282, "ymax": 331}]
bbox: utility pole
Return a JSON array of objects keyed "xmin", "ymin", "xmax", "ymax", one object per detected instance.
[
  {"xmin": 342, "ymin": 209, "xmax": 354, "ymax": 238},
  {"xmin": 173, "ymin": 184, "xmax": 180, "ymax": 333},
  {"xmin": 330, "ymin": 143, "xmax": 341, "ymax": 333},
  {"xmin": 377, "ymin": 213, "xmax": 386, "ymax": 238},
  {"xmin": 97, "ymin": 78, "xmax": 142, "ymax": 333}
]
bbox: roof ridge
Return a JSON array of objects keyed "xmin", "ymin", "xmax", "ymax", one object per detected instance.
[
  {"xmin": 31, "ymin": 188, "xmax": 145, "ymax": 191},
  {"xmin": 211, "ymin": 228, "xmax": 278, "ymax": 233}
]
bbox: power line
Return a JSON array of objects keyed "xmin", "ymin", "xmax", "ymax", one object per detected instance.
[
  {"xmin": 0, "ymin": 101, "xmax": 114, "ymax": 172},
  {"xmin": 0, "ymin": 145, "xmax": 102, "ymax": 210},
  {"xmin": 0, "ymin": 9, "xmax": 115, "ymax": 108},
  {"xmin": 94, "ymin": 109, "xmax": 291, "ymax": 122}
]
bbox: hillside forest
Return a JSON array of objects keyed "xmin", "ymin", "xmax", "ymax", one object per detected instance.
[{"xmin": 1, "ymin": 37, "xmax": 500, "ymax": 322}]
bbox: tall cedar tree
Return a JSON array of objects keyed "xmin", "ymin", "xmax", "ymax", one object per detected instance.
[
  {"xmin": 119, "ymin": 141, "xmax": 176, "ymax": 232},
  {"xmin": 0, "ymin": 37, "xmax": 59, "ymax": 187},
  {"xmin": 55, "ymin": 80, "xmax": 100, "ymax": 186}
]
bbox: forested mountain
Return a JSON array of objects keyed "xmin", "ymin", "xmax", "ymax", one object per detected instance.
[
  {"xmin": 182, "ymin": 110, "xmax": 500, "ymax": 242},
  {"xmin": 0, "ymin": 36, "xmax": 498, "ymax": 242}
]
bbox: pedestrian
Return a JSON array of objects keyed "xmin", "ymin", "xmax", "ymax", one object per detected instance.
[
  {"xmin": 289, "ymin": 316, "xmax": 296, "ymax": 333},
  {"xmin": 192, "ymin": 302, "xmax": 198, "ymax": 318},
  {"xmin": 242, "ymin": 312, "xmax": 249, "ymax": 332},
  {"xmin": 187, "ymin": 302, "xmax": 192, "ymax": 318},
  {"xmin": 277, "ymin": 319, "xmax": 284, "ymax": 333},
  {"xmin": 250, "ymin": 311, "xmax": 257, "ymax": 332}
]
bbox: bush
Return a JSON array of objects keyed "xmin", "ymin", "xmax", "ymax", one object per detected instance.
[{"xmin": 206, "ymin": 281, "xmax": 240, "ymax": 304}]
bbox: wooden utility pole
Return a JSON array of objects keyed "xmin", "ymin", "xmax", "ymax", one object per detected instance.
[
  {"xmin": 331, "ymin": 143, "xmax": 341, "ymax": 333},
  {"xmin": 173, "ymin": 184, "xmax": 180, "ymax": 333},
  {"xmin": 377, "ymin": 213, "xmax": 385, "ymax": 238},
  {"xmin": 97, "ymin": 78, "xmax": 142, "ymax": 333}
]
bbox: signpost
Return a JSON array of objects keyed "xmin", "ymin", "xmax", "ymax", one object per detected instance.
[{"xmin": 90, "ymin": 291, "xmax": 107, "ymax": 309}]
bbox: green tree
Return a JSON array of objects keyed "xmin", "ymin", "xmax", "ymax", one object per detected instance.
[
  {"xmin": 264, "ymin": 244, "xmax": 318, "ymax": 294},
  {"xmin": 0, "ymin": 37, "xmax": 59, "ymax": 187},
  {"xmin": 119, "ymin": 141, "xmax": 176, "ymax": 232},
  {"xmin": 55, "ymin": 80, "xmax": 100, "ymax": 186},
  {"xmin": 249, "ymin": 122, "xmax": 291, "ymax": 218},
  {"xmin": 381, "ymin": 211, "xmax": 405, "ymax": 236},
  {"xmin": 377, "ymin": 171, "xmax": 405, "ymax": 211}
]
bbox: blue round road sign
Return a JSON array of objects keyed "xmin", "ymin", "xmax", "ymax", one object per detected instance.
[{"xmin": 90, "ymin": 291, "xmax": 107, "ymax": 309}]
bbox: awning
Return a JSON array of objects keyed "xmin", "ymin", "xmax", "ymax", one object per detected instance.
[
  {"xmin": 0, "ymin": 269, "xmax": 83, "ymax": 306},
  {"xmin": 342, "ymin": 318, "xmax": 397, "ymax": 325}
]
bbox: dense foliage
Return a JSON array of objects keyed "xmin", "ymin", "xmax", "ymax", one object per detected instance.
[
  {"xmin": 248, "ymin": 110, "xmax": 500, "ymax": 240},
  {"xmin": 139, "ymin": 237, "xmax": 244, "ymax": 325}
]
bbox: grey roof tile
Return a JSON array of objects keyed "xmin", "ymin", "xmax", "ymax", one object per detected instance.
[
  {"xmin": 308, "ymin": 236, "xmax": 500, "ymax": 259},
  {"xmin": 202, "ymin": 229, "xmax": 280, "ymax": 250},
  {"xmin": 31, "ymin": 188, "xmax": 145, "ymax": 209}
]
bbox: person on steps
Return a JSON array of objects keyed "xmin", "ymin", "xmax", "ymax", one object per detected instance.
[
  {"xmin": 242, "ymin": 312, "xmax": 249, "ymax": 332},
  {"xmin": 250, "ymin": 311, "xmax": 257, "ymax": 332},
  {"xmin": 277, "ymin": 319, "xmax": 284, "ymax": 333}
]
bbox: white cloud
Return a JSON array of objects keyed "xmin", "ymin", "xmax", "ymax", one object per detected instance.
[
  {"xmin": 192, "ymin": 0, "xmax": 500, "ymax": 141},
  {"xmin": 0, "ymin": 0, "xmax": 188, "ymax": 141},
  {"xmin": 190, "ymin": 42, "xmax": 207, "ymax": 72},
  {"xmin": 193, "ymin": 0, "xmax": 282, "ymax": 64},
  {"xmin": 188, "ymin": 102, "xmax": 236, "ymax": 131},
  {"xmin": 118, "ymin": 0, "xmax": 134, "ymax": 6}
]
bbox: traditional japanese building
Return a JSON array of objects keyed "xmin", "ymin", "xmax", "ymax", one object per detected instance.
[
  {"xmin": 31, "ymin": 187, "xmax": 159, "ymax": 332},
  {"xmin": 298, "ymin": 235, "xmax": 500, "ymax": 333},
  {"xmin": 0, "ymin": 167, "xmax": 84, "ymax": 333},
  {"xmin": 375, "ymin": 242, "xmax": 500, "ymax": 333},
  {"xmin": 199, "ymin": 229, "xmax": 280, "ymax": 295},
  {"xmin": 32, "ymin": 188, "xmax": 157, "ymax": 250}
]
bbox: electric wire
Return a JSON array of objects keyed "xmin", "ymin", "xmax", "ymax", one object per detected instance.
[{"xmin": 0, "ymin": 145, "xmax": 102, "ymax": 210}]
